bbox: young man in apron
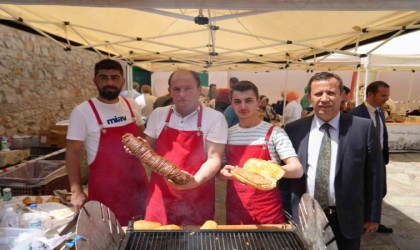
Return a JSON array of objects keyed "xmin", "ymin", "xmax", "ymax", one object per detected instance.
[
  {"xmin": 143, "ymin": 69, "xmax": 228, "ymax": 225},
  {"xmin": 66, "ymin": 59, "xmax": 149, "ymax": 226},
  {"xmin": 218, "ymin": 80, "xmax": 303, "ymax": 224}
]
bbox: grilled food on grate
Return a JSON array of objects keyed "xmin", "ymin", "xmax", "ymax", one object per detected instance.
[
  {"xmin": 122, "ymin": 133, "xmax": 189, "ymax": 185},
  {"xmin": 231, "ymin": 158, "xmax": 285, "ymax": 191},
  {"xmin": 200, "ymin": 220, "xmax": 218, "ymax": 229},
  {"xmin": 156, "ymin": 224, "xmax": 182, "ymax": 230},
  {"xmin": 133, "ymin": 220, "xmax": 162, "ymax": 230}
]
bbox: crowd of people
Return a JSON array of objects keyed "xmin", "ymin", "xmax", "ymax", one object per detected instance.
[{"xmin": 66, "ymin": 59, "xmax": 394, "ymax": 250}]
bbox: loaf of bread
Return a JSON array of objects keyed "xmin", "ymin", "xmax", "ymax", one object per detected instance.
[
  {"xmin": 122, "ymin": 133, "xmax": 189, "ymax": 185},
  {"xmin": 231, "ymin": 158, "xmax": 285, "ymax": 191},
  {"xmin": 155, "ymin": 224, "xmax": 181, "ymax": 230},
  {"xmin": 46, "ymin": 196, "xmax": 61, "ymax": 203},
  {"xmin": 200, "ymin": 220, "xmax": 218, "ymax": 229},
  {"xmin": 22, "ymin": 196, "xmax": 34, "ymax": 206},
  {"xmin": 133, "ymin": 220, "xmax": 162, "ymax": 230},
  {"xmin": 22, "ymin": 196, "xmax": 44, "ymax": 206}
]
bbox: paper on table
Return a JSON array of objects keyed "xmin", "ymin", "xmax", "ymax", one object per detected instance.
[{"xmin": 37, "ymin": 202, "xmax": 75, "ymax": 219}]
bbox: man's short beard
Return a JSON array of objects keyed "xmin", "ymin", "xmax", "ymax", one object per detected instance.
[{"xmin": 98, "ymin": 86, "xmax": 121, "ymax": 100}]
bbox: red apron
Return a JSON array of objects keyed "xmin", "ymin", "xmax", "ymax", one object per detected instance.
[
  {"xmin": 145, "ymin": 105, "xmax": 214, "ymax": 225},
  {"xmin": 226, "ymin": 125, "xmax": 285, "ymax": 224},
  {"xmin": 87, "ymin": 98, "xmax": 148, "ymax": 226}
]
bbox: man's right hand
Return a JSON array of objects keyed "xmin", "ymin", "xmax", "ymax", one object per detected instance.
[{"xmin": 71, "ymin": 190, "xmax": 87, "ymax": 212}]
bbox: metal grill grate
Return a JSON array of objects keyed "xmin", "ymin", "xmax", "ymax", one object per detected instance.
[{"xmin": 121, "ymin": 230, "xmax": 305, "ymax": 250}]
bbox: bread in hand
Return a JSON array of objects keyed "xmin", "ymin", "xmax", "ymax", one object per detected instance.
[
  {"xmin": 243, "ymin": 158, "xmax": 285, "ymax": 180},
  {"xmin": 231, "ymin": 158, "xmax": 285, "ymax": 191}
]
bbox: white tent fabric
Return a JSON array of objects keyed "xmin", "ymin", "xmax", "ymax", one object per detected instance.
[
  {"xmin": 0, "ymin": 2, "xmax": 419, "ymax": 71},
  {"xmin": 364, "ymin": 55, "xmax": 420, "ymax": 70},
  {"xmin": 2, "ymin": 1, "xmax": 420, "ymax": 10}
]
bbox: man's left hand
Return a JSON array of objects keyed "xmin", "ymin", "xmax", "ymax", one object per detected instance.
[
  {"xmin": 166, "ymin": 171, "xmax": 198, "ymax": 190},
  {"xmin": 363, "ymin": 222, "xmax": 379, "ymax": 235}
]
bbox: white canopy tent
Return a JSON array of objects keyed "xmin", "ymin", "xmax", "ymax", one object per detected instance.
[
  {"xmin": 298, "ymin": 29, "xmax": 420, "ymax": 108},
  {"xmin": 0, "ymin": 1, "xmax": 419, "ymax": 72},
  {"xmin": 1, "ymin": 1, "xmax": 419, "ymax": 111}
]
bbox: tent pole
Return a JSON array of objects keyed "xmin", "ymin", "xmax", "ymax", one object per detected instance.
[
  {"xmin": 366, "ymin": 18, "xmax": 420, "ymax": 55},
  {"xmin": 126, "ymin": 65, "xmax": 133, "ymax": 98},
  {"xmin": 407, "ymin": 70, "xmax": 415, "ymax": 112},
  {"xmin": 363, "ymin": 68, "xmax": 370, "ymax": 102},
  {"xmin": 281, "ymin": 63, "xmax": 289, "ymax": 127},
  {"xmin": 355, "ymin": 65, "xmax": 362, "ymax": 106},
  {"xmin": 67, "ymin": 25, "xmax": 104, "ymax": 57},
  {"xmin": 219, "ymin": 27, "xmax": 358, "ymax": 57}
]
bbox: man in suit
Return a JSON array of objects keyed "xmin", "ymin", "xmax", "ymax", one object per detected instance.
[
  {"xmin": 350, "ymin": 81, "xmax": 392, "ymax": 233},
  {"xmin": 285, "ymin": 72, "xmax": 384, "ymax": 250}
]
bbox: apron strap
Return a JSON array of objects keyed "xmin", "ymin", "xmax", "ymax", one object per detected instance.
[
  {"xmin": 121, "ymin": 97, "xmax": 135, "ymax": 118},
  {"xmin": 164, "ymin": 106, "xmax": 174, "ymax": 128},
  {"xmin": 88, "ymin": 99, "xmax": 103, "ymax": 126},
  {"xmin": 263, "ymin": 125, "xmax": 275, "ymax": 150},
  {"xmin": 197, "ymin": 104, "xmax": 203, "ymax": 132},
  {"xmin": 265, "ymin": 125, "xmax": 275, "ymax": 141}
]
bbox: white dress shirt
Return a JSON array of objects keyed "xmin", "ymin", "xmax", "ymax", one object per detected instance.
[
  {"xmin": 307, "ymin": 113, "xmax": 340, "ymax": 206},
  {"xmin": 364, "ymin": 102, "xmax": 384, "ymax": 149}
]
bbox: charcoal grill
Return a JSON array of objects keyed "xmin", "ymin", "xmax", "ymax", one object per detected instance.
[
  {"xmin": 75, "ymin": 197, "xmax": 335, "ymax": 250},
  {"xmin": 119, "ymin": 224, "xmax": 305, "ymax": 250}
]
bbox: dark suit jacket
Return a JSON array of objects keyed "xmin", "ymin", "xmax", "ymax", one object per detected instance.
[
  {"xmin": 285, "ymin": 113, "xmax": 384, "ymax": 239},
  {"xmin": 350, "ymin": 103, "xmax": 389, "ymax": 164}
]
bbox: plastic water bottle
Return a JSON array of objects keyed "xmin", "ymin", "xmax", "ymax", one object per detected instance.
[
  {"xmin": 2, "ymin": 207, "xmax": 19, "ymax": 227},
  {"xmin": 27, "ymin": 204, "xmax": 42, "ymax": 229}
]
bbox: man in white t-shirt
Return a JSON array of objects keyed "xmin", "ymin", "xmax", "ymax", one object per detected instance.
[
  {"xmin": 218, "ymin": 80, "xmax": 303, "ymax": 225},
  {"xmin": 135, "ymin": 85, "xmax": 157, "ymax": 123},
  {"xmin": 66, "ymin": 59, "xmax": 148, "ymax": 226},
  {"xmin": 143, "ymin": 69, "xmax": 228, "ymax": 225}
]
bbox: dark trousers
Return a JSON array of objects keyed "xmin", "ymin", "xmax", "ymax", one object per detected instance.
[
  {"xmin": 326, "ymin": 212, "xmax": 360, "ymax": 250},
  {"xmin": 278, "ymin": 179, "xmax": 291, "ymax": 215}
]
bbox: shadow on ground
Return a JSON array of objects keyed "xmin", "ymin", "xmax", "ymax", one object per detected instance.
[
  {"xmin": 362, "ymin": 152, "xmax": 420, "ymax": 250},
  {"xmin": 361, "ymin": 201, "xmax": 420, "ymax": 250}
]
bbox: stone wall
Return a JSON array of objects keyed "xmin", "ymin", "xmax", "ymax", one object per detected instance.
[{"xmin": 0, "ymin": 24, "xmax": 102, "ymax": 137}]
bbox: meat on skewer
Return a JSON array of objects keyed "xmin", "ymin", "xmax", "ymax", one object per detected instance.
[{"xmin": 122, "ymin": 133, "xmax": 189, "ymax": 185}]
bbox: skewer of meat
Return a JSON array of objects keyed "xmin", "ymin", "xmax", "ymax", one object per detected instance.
[{"xmin": 122, "ymin": 133, "xmax": 189, "ymax": 185}]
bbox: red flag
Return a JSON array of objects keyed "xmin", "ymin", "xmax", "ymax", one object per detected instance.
[{"xmin": 349, "ymin": 71, "xmax": 358, "ymax": 101}]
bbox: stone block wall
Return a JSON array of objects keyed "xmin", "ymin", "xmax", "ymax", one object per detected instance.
[{"xmin": 0, "ymin": 24, "xmax": 102, "ymax": 137}]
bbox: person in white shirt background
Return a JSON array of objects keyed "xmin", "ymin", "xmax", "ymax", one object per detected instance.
[
  {"xmin": 283, "ymin": 90, "xmax": 303, "ymax": 125},
  {"xmin": 119, "ymin": 81, "xmax": 141, "ymax": 99},
  {"xmin": 135, "ymin": 84, "xmax": 157, "ymax": 124}
]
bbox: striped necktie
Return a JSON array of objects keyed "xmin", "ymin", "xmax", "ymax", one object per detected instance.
[{"xmin": 314, "ymin": 123, "xmax": 331, "ymax": 209}]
